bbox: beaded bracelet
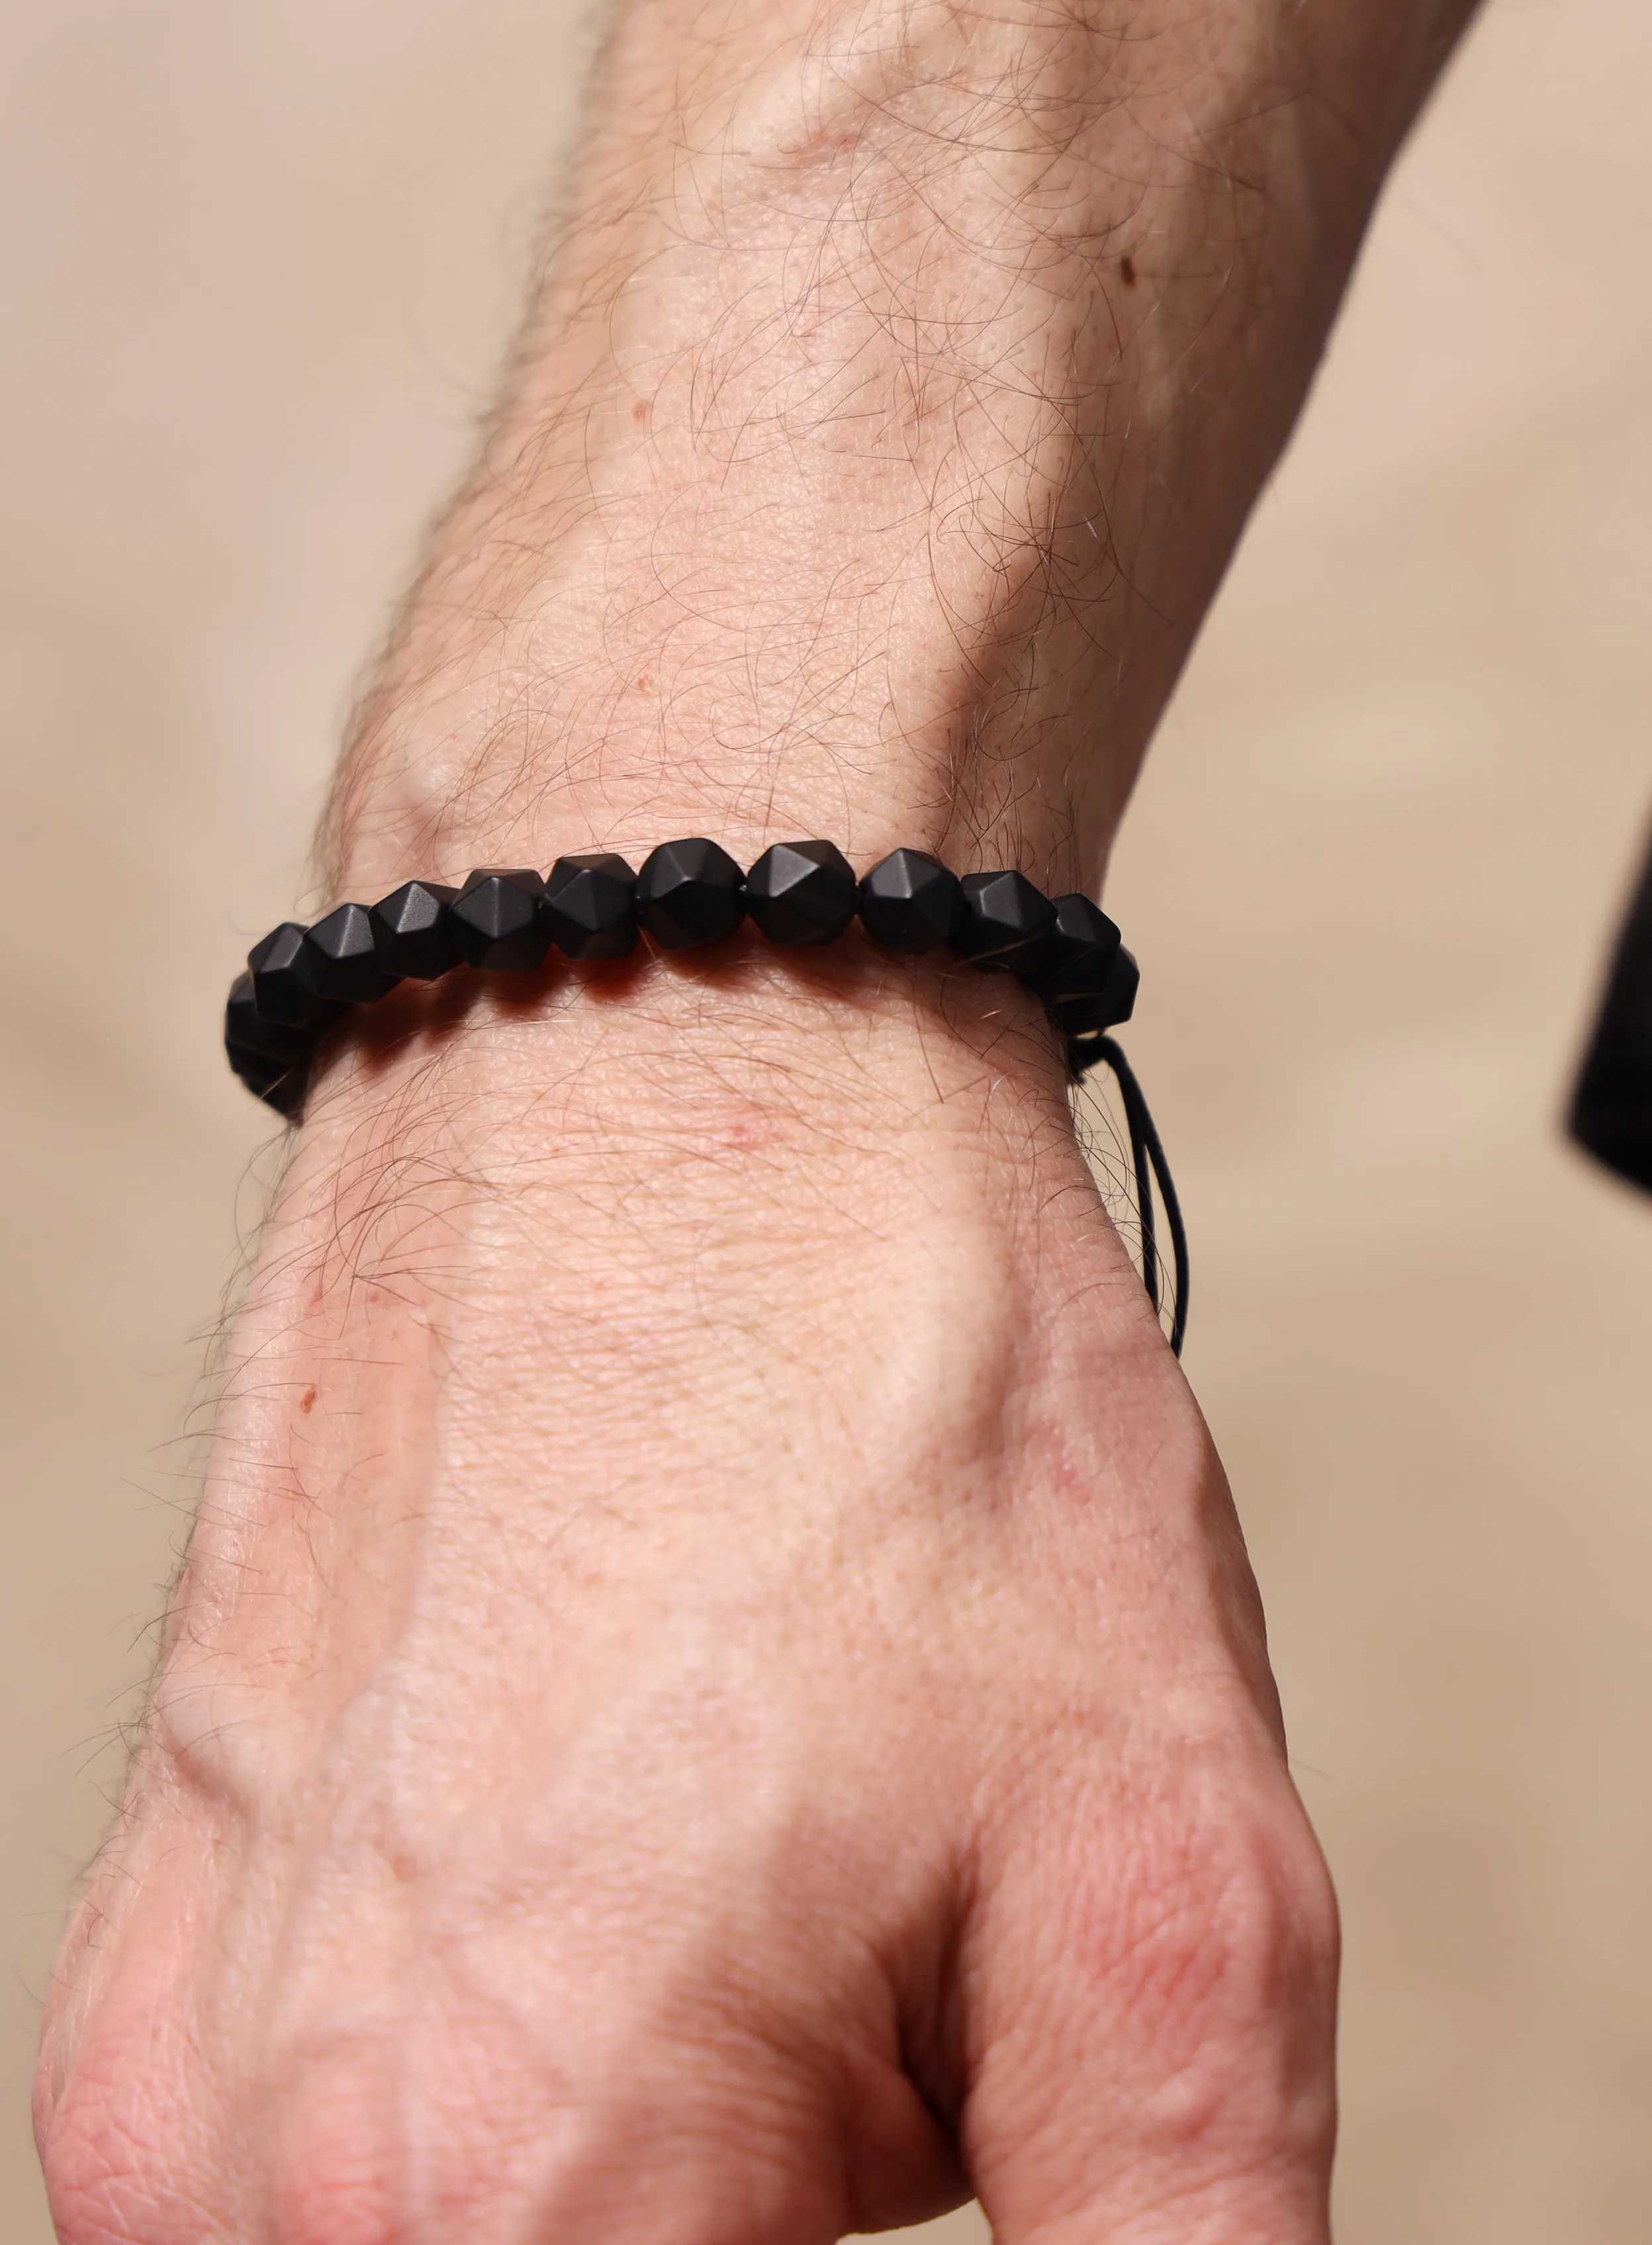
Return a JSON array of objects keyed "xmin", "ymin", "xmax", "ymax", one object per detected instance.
[{"xmin": 225, "ymin": 840, "xmax": 1187, "ymax": 1350}]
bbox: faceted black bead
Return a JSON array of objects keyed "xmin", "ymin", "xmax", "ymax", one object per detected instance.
[
  {"xmin": 226, "ymin": 1038, "xmax": 298, "ymax": 1105},
  {"xmin": 635, "ymin": 837, "xmax": 746, "ymax": 950},
  {"xmin": 248, "ymin": 921, "xmax": 330, "ymax": 1028},
  {"xmin": 957, "ymin": 870, "xmax": 1057, "ymax": 975},
  {"xmin": 238, "ymin": 1043, "xmax": 308, "ymax": 1117},
  {"xmin": 371, "ymin": 880, "xmax": 459, "ymax": 980},
  {"xmin": 858, "ymin": 848, "xmax": 964, "ymax": 955},
  {"xmin": 260, "ymin": 1068, "xmax": 310, "ymax": 1119},
  {"xmin": 1057, "ymin": 945, "xmax": 1139, "ymax": 1032},
  {"xmin": 1032, "ymin": 893, "xmax": 1123, "ymax": 1005},
  {"xmin": 304, "ymin": 902, "xmax": 399, "ymax": 1004},
  {"xmin": 226, "ymin": 1038, "xmax": 284, "ymax": 1094},
  {"xmin": 1571, "ymin": 842, "xmax": 1652, "ymax": 1194},
  {"xmin": 224, "ymin": 976, "xmax": 312, "ymax": 1111},
  {"xmin": 449, "ymin": 868, "xmax": 551, "ymax": 973},
  {"xmin": 225, "ymin": 971, "xmax": 312, "ymax": 1068},
  {"xmin": 745, "ymin": 840, "xmax": 857, "ymax": 948},
  {"xmin": 542, "ymin": 852, "xmax": 639, "ymax": 961},
  {"xmin": 1100, "ymin": 944, "xmax": 1138, "ymax": 1027}
]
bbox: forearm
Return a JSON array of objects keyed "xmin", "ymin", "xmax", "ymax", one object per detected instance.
[{"xmin": 330, "ymin": 0, "xmax": 1477, "ymax": 899}]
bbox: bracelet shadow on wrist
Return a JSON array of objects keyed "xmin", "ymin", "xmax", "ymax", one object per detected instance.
[{"xmin": 224, "ymin": 837, "xmax": 1181, "ymax": 1349}]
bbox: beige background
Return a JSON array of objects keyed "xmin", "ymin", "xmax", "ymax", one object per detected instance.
[{"xmin": 5, "ymin": 1, "xmax": 1651, "ymax": 2238}]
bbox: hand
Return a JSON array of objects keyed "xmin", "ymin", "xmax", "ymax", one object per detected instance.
[{"xmin": 37, "ymin": 956, "xmax": 1336, "ymax": 2242}]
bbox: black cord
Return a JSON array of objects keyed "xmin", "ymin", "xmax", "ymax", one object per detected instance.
[
  {"xmin": 1120, "ymin": 1058, "xmax": 1159, "ymax": 1317},
  {"xmin": 1071, "ymin": 1033, "xmax": 1189, "ymax": 1357}
]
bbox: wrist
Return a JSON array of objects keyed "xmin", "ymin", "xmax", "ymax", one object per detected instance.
[
  {"xmin": 252, "ymin": 919, "xmax": 1151, "ymax": 1444},
  {"xmin": 298, "ymin": 924, "xmax": 1077, "ymax": 1169},
  {"xmin": 183, "ymin": 944, "xmax": 1162, "ymax": 1794}
]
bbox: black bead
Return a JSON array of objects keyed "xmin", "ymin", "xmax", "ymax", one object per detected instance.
[
  {"xmin": 957, "ymin": 870, "xmax": 1056, "ymax": 975},
  {"xmin": 745, "ymin": 840, "xmax": 857, "ymax": 948},
  {"xmin": 371, "ymin": 880, "xmax": 459, "ymax": 980},
  {"xmin": 635, "ymin": 837, "xmax": 746, "ymax": 950},
  {"xmin": 261, "ymin": 1068, "xmax": 310, "ymax": 1119},
  {"xmin": 449, "ymin": 868, "xmax": 551, "ymax": 973},
  {"xmin": 1033, "ymin": 893, "xmax": 1123, "ymax": 1005},
  {"xmin": 226, "ymin": 1038, "xmax": 282, "ymax": 1093},
  {"xmin": 248, "ymin": 921, "xmax": 330, "ymax": 1028},
  {"xmin": 225, "ymin": 971, "xmax": 312, "ymax": 1067},
  {"xmin": 858, "ymin": 848, "xmax": 964, "ymax": 955},
  {"xmin": 543, "ymin": 853, "xmax": 639, "ymax": 960},
  {"xmin": 226, "ymin": 1038, "xmax": 297, "ymax": 1103},
  {"xmin": 305, "ymin": 902, "xmax": 399, "ymax": 1004},
  {"xmin": 1058, "ymin": 945, "xmax": 1139, "ymax": 1032},
  {"xmin": 1571, "ymin": 838, "xmax": 1652, "ymax": 1195},
  {"xmin": 224, "ymin": 976, "xmax": 312, "ymax": 1111}
]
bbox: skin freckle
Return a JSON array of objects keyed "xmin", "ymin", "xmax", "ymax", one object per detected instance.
[{"xmin": 1119, "ymin": 254, "xmax": 1136, "ymax": 287}]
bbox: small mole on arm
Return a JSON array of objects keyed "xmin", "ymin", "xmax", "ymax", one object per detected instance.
[
  {"xmin": 1119, "ymin": 254, "xmax": 1137, "ymax": 287},
  {"xmin": 633, "ymin": 398, "xmax": 649, "ymax": 422},
  {"xmin": 300, "ymin": 1386, "xmax": 316, "ymax": 1414}
]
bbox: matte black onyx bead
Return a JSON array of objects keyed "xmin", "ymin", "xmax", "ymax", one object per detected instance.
[
  {"xmin": 745, "ymin": 840, "xmax": 857, "ymax": 948},
  {"xmin": 1058, "ymin": 945, "xmax": 1139, "ymax": 1032},
  {"xmin": 957, "ymin": 870, "xmax": 1057, "ymax": 975},
  {"xmin": 226, "ymin": 1039, "xmax": 285, "ymax": 1095},
  {"xmin": 1097, "ymin": 944, "xmax": 1139, "ymax": 1027},
  {"xmin": 371, "ymin": 880, "xmax": 459, "ymax": 980},
  {"xmin": 262, "ymin": 1070, "xmax": 310, "ymax": 1119},
  {"xmin": 1571, "ymin": 841, "xmax": 1652, "ymax": 1195},
  {"xmin": 1033, "ymin": 893, "xmax": 1123, "ymax": 1006},
  {"xmin": 225, "ymin": 972, "xmax": 312, "ymax": 1068},
  {"xmin": 449, "ymin": 868, "xmax": 551, "ymax": 972},
  {"xmin": 858, "ymin": 848, "xmax": 963, "ymax": 955},
  {"xmin": 227, "ymin": 1041, "xmax": 304, "ymax": 1110},
  {"xmin": 305, "ymin": 902, "xmax": 399, "ymax": 1003},
  {"xmin": 635, "ymin": 837, "xmax": 745, "ymax": 950},
  {"xmin": 224, "ymin": 976, "xmax": 313, "ymax": 1111},
  {"xmin": 542, "ymin": 853, "xmax": 639, "ymax": 960},
  {"xmin": 248, "ymin": 921, "xmax": 329, "ymax": 1027},
  {"xmin": 231, "ymin": 1049, "xmax": 307, "ymax": 1115}
]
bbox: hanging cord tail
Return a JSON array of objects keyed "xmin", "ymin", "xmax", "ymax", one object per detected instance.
[
  {"xmin": 1120, "ymin": 1058, "xmax": 1160, "ymax": 1317},
  {"xmin": 1071, "ymin": 1034, "xmax": 1189, "ymax": 1357}
]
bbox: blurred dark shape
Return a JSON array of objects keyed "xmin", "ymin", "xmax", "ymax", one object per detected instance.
[{"xmin": 1571, "ymin": 833, "xmax": 1652, "ymax": 1195}]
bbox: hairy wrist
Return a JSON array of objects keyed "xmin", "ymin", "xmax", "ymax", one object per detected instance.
[
  {"xmin": 176, "ymin": 947, "xmax": 1172, "ymax": 1793},
  {"xmin": 323, "ymin": 0, "xmax": 1471, "ymax": 904}
]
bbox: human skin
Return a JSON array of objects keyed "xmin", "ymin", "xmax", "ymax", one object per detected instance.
[{"xmin": 37, "ymin": 1, "xmax": 1477, "ymax": 2239}]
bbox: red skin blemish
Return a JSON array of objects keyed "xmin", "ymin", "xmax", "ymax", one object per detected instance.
[
  {"xmin": 720, "ymin": 1109, "xmax": 770, "ymax": 1152},
  {"xmin": 300, "ymin": 1386, "xmax": 316, "ymax": 1414}
]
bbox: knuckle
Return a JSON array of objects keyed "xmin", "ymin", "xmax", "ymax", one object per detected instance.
[
  {"xmin": 1119, "ymin": 1786, "xmax": 1337, "ymax": 2021},
  {"xmin": 977, "ymin": 1743, "xmax": 1342, "ymax": 2162},
  {"xmin": 1096, "ymin": 1775, "xmax": 1340, "ymax": 2154}
]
